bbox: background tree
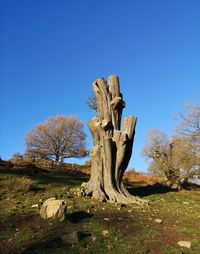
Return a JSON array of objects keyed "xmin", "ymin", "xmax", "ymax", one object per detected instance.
[
  {"xmin": 87, "ymin": 95, "xmax": 97, "ymax": 112},
  {"xmin": 177, "ymin": 99, "xmax": 200, "ymax": 156},
  {"xmin": 26, "ymin": 115, "xmax": 87, "ymax": 163},
  {"xmin": 82, "ymin": 75, "xmax": 147, "ymax": 205},
  {"xmin": 142, "ymin": 129, "xmax": 198, "ymax": 188},
  {"xmin": 10, "ymin": 152, "xmax": 24, "ymax": 165}
]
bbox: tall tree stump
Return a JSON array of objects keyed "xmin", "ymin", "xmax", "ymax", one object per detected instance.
[{"xmin": 83, "ymin": 75, "xmax": 147, "ymax": 205}]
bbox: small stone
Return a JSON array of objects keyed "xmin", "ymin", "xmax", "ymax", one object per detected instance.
[
  {"xmin": 104, "ymin": 218, "xmax": 109, "ymax": 221},
  {"xmin": 61, "ymin": 231, "xmax": 80, "ymax": 244},
  {"xmin": 102, "ymin": 230, "xmax": 109, "ymax": 237},
  {"xmin": 31, "ymin": 204, "xmax": 39, "ymax": 208},
  {"xmin": 91, "ymin": 235, "xmax": 97, "ymax": 241},
  {"xmin": 177, "ymin": 241, "xmax": 191, "ymax": 249},
  {"xmin": 128, "ymin": 210, "xmax": 132, "ymax": 213},
  {"xmin": 154, "ymin": 219, "xmax": 163, "ymax": 223}
]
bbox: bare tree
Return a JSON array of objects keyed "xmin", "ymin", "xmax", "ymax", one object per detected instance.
[
  {"xmin": 142, "ymin": 129, "xmax": 198, "ymax": 188},
  {"xmin": 26, "ymin": 115, "xmax": 87, "ymax": 162},
  {"xmin": 82, "ymin": 75, "xmax": 147, "ymax": 205},
  {"xmin": 177, "ymin": 100, "xmax": 200, "ymax": 153},
  {"xmin": 87, "ymin": 95, "xmax": 97, "ymax": 112}
]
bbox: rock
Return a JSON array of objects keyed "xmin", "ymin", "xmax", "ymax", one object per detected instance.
[
  {"xmin": 91, "ymin": 235, "xmax": 97, "ymax": 241},
  {"xmin": 104, "ymin": 218, "xmax": 109, "ymax": 221},
  {"xmin": 154, "ymin": 218, "xmax": 163, "ymax": 223},
  {"xmin": 61, "ymin": 231, "xmax": 80, "ymax": 244},
  {"xmin": 55, "ymin": 194, "xmax": 63, "ymax": 199},
  {"xmin": 177, "ymin": 241, "xmax": 191, "ymax": 249},
  {"xmin": 39, "ymin": 198, "xmax": 66, "ymax": 221},
  {"xmin": 102, "ymin": 230, "xmax": 109, "ymax": 237},
  {"xmin": 31, "ymin": 204, "xmax": 39, "ymax": 208}
]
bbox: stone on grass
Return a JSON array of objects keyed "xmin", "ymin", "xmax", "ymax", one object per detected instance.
[
  {"xmin": 102, "ymin": 230, "xmax": 109, "ymax": 237},
  {"xmin": 39, "ymin": 197, "xmax": 66, "ymax": 221},
  {"xmin": 154, "ymin": 219, "xmax": 163, "ymax": 224},
  {"xmin": 104, "ymin": 217, "xmax": 109, "ymax": 221},
  {"xmin": 31, "ymin": 204, "xmax": 39, "ymax": 208},
  {"xmin": 177, "ymin": 241, "xmax": 191, "ymax": 249},
  {"xmin": 61, "ymin": 231, "xmax": 80, "ymax": 244}
]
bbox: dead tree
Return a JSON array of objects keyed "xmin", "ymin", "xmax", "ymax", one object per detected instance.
[{"xmin": 83, "ymin": 75, "xmax": 147, "ymax": 205}]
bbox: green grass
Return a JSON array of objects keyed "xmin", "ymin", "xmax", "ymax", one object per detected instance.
[{"xmin": 0, "ymin": 168, "xmax": 200, "ymax": 254}]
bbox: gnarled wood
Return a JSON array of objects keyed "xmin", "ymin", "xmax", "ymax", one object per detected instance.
[{"xmin": 83, "ymin": 75, "xmax": 147, "ymax": 205}]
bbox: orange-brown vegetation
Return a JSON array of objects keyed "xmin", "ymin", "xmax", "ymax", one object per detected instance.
[
  {"xmin": 1, "ymin": 158, "xmax": 161, "ymax": 186},
  {"xmin": 123, "ymin": 170, "xmax": 162, "ymax": 186}
]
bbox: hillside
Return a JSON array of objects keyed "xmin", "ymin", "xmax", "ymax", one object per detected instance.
[{"xmin": 0, "ymin": 165, "xmax": 200, "ymax": 254}]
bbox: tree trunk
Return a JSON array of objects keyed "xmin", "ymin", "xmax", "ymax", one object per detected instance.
[{"xmin": 83, "ymin": 76, "xmax": 148, "ymax": 205}]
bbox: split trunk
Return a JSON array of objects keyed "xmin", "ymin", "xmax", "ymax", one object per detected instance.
[{"xmin": 83, "ymin": 76, "xmax": 147, "ymax": 205}]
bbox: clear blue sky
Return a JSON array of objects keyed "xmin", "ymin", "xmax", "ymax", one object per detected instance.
[{"xmin": 1, "ymin": 0, "xmax": 200, "ymax": 171}]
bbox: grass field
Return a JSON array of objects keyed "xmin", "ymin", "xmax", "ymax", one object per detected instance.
[{"xmin": 0, "ymin": 167, "xmax": 200, "ymax": 254}]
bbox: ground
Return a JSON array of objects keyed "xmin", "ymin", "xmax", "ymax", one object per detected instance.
[{"xmin": 0, "ymin": 167, "xmax": 200, "ymax": 254}]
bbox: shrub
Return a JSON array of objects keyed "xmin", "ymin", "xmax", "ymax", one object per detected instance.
[{"xmin": 2, "ymin": 176, "xmax": 33, "ymax": 193}]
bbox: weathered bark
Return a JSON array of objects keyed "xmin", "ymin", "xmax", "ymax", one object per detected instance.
[{"xmin": 83, "ymin": 76, "xmax": 147, "ymax": 205}]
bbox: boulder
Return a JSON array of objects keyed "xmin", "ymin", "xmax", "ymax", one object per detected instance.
[{"xmin": 39, "ymin": 198, "xmax": 66, "ymax": 221}]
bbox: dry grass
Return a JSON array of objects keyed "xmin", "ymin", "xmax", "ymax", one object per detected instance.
[
  {"xmin": 1, "ymin": 176, "xmax": 33, "ymax": 193},
  {"xmin": 123, "ymin": 170, "xmax": 162, "ymax": 185},
  {"xmin": 77, "ymin": 166, "xmax": 162, "ymax": 185}
]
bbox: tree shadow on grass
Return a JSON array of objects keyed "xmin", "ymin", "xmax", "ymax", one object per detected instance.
[
  {"xmin": 21, "ymin": 230, "xmax": 92, "ymax": 254},
  {"xmin": 127, "ymin": 183, "xmax": 177, "ymax": 198},
  {"xmin": 67, "ymin": 211, "xmax": 94, "ymax": 223},
  {"xmin": 20, "ymin": 237, "xmax": 65, "ymax": 254}
]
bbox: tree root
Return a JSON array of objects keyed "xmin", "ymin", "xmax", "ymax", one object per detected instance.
[{"xmin": 82, "ymin": 182, "xmax": 149, "ymax": 207}]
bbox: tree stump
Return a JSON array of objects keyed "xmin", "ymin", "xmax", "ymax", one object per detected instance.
[{"xmin": 83, "ymin": 75, "xmax": 147, "ymax": 205}]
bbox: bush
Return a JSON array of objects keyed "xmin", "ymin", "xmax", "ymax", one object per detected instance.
[{"xmin": 2, "ymin": 176, "xmax": 33, "ymax": 193}]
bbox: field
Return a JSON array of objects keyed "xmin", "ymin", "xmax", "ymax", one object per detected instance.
[{"xmin": 0, "ymin": 167, "xmax": 200, "ymax": 254}]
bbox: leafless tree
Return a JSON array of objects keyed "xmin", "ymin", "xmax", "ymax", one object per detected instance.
[
  {"xmin": 26, "ymin": 115, "xmax": 87, "ymax": 162},
  {"xmin": 142, "ymin": 129, "xmax": 198, "ymax": 188}
]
